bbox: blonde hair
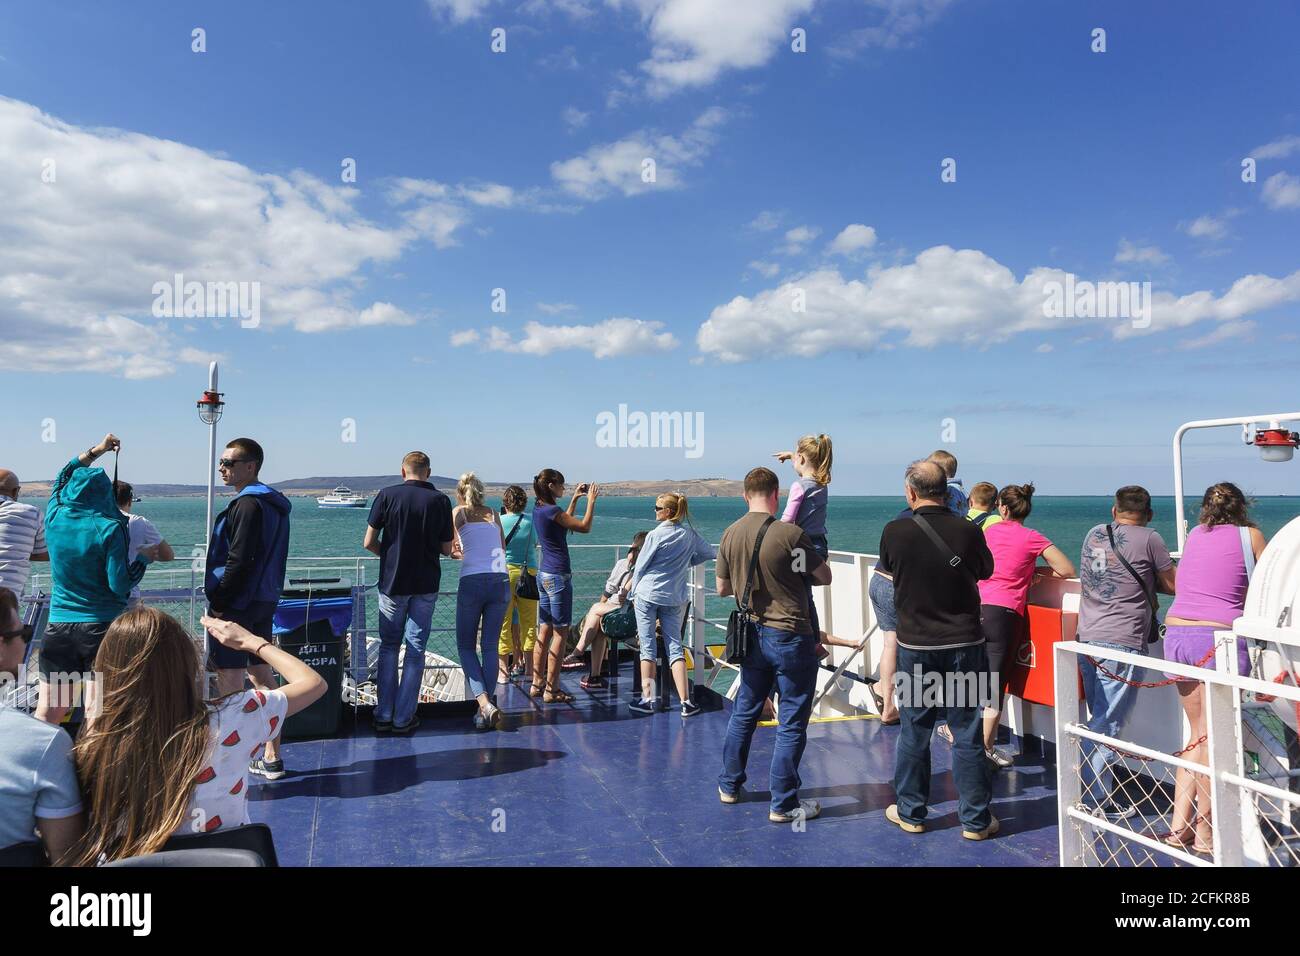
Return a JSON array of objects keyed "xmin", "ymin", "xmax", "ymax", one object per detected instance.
[
  {"xmin": 458, "ymin": 472, "xmax": 486, "ymax": 509},
  {"xmin": 655, "ymin": 492, "xmax": 690, "ymax": 524},
  {"xmin": 797, "ymin": 434, "xmax": 833, "ymax": 486},
  {"xmin": 928, "ymin": 449, "xmax": 958, "ymax": 479}
]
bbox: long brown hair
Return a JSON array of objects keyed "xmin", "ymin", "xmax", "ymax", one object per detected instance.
[
  {"xmin": 1199, "ymin": 482, "xmax": 1255, "ymax": 528},
  {"xmin": 627, "ymin": 530, "xmax": 649, "ymax": 569},
  {"xmin": 72, "ymin": 607, "xmax": 214, "ymax": 866},
  {"xmin": 533, "ymin": 468, "xmax": 564, "ymax": 506},
  {"xmin": 998, "ymin": 483, "xmax": 1035, "ymax": 521}
]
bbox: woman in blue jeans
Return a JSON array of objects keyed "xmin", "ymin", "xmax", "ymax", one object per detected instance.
[
  {"xmin": 452, "ymin": 473, "xmax": 510, "ymax": 730},
  {"xmin": 627, "ymin": 493, "xmax": 715, "ymax": 716},
  {"xmin": 529, "ymin": 469, "xmax": 599, "ymax": 704}
]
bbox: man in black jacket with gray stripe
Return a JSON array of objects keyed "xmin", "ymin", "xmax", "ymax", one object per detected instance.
[{"xmin": 876, "ymin": 459, "xmax": 997, "ymax": 839}]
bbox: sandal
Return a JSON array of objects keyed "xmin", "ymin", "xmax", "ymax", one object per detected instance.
[
  {"xmin": 579, "ymin": 675, "xmax": 605, "ymax": 690},
  {"xmin": 544, "ymin": 688, "xmax": 575, "ymax": 704},
  {"xmin": 529, "ymin": 682, "xmax": 545, "ymax": 698},
  {"xmin": 868, "ymin": 681, "xmax": 885, "ymax": 714},
  {"xmin": 1159, "ymin": 829, "xmax": 1195, "ymax": 849}
]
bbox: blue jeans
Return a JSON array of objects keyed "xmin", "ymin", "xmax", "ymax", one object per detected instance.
[
  {"xmin": 718, "ymin": 624, "xmax": 818, "ymax": 814},
  {"xmin": 805, "ymin": 536, "xmax": 828, "ymax": 639},
  {"xmin": 634, "ymin": 601, "xmax": 687, "ymax": 665},
  {"xmin": 894, "ymin": 643, "xmax": 993, "ymax": 831},
  {"xmin": 376, "ymin": 591, "xmax": 437, "ymax": 726},
  {"xmin": 537, "ymin": 571, "xmax": 573, "ymax": 628},
  {"xmin": 1078, "ymin": 640, "xmax": 1142, "ymax": 808},
  {"xmin": 456, "ymin": 572, "xmax": 510, "ymax": 700}
]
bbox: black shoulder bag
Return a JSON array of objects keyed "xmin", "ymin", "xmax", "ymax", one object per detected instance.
[
  {"xmin": 505, "ymin": 516, "xmax": 539, "ymax": 600},
  {"xmin": 911, "ymin": 513, "xmax": 979, "ymax": 583},
  {"xmin": 725, "ymin": 516, "xmax": 775, "ymax": 665},
  {"xmin": 1106, "ymin": 524, "xmax": 1164, "ymax": 645}
]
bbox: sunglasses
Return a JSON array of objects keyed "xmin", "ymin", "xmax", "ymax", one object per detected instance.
[
  {"xmin": 1, "ymin": 624, "xmax": 34, "ymax": 643},
  {"xmin": 218, "ymin": 457, "xmax": 252, "ymax": 468}
]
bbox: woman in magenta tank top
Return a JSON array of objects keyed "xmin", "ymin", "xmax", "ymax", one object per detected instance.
[{"xmin": 1162, "ymin": 482, "xmax": 1267, "ymax": 854}]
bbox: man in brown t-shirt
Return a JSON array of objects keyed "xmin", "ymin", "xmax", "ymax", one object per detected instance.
[{"xmin": 716, "ymin": 467, "xmax": 831, "ymax": 824}]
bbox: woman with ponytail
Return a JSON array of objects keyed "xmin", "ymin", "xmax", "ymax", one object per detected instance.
[
  {"xmin": 1162, "ymin": 482, "xmax": 1266, "ymax": 854},
  {"xmin": 529, "ymin": 469, "xmax": 600, "ymax": 703},
  {"xmin": 452, "ymin": 473, "xmax": 510, "ymax": 730},
  {"xmin": 627, "ymin": 493, "xmax": 715, "ymax": 716},
  {"xmin": 73, "ymin": 607, "xmax": 324, "ymax": 865},
  {"xmin": 975, "ymin": 483, "xmax": 1075, "ymax": 766}
]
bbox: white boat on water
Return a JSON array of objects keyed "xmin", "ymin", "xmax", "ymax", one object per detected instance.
[{"xmin": 316, "ymin": 485, "xmax": 368, "ymax": 508}]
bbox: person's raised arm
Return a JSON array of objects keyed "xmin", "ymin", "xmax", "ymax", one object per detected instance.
[
  {"xmin": 202, "ymin": 616, "xmax": 326, "ymax": 716},
  {"xmin": 780, "ymin": 481, "xmax": 806, "ymax": 524},
  {"xmin": 1040, "ymin": 544, "xmax": 1076, "ymax": 579},
  {"xmin": 154, "ymin": 539, "xmax": 175, "ymax": 562},
  {"xmin": 556, "ymin": 484, "xmax": 599, "ymax": 534}
]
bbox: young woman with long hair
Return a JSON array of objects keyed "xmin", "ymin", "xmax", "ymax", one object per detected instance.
[
  {"xmin": 1162, "ymin": 482, "xmax": 1266, "ymax": 854},
  {"xmin": 530, "ymin": 469, "xmax": 599, "ymax": 703},
  {"xmin": 71, "ymin": 608, "xmax": 325, "ymax": 865},
  {"xmin": 627, "ymin": 493, "xmax": 715, "ymax": 716},
  {"xmin": 452, "ymin": 472, "xmax": 510, "ymax": 730}
]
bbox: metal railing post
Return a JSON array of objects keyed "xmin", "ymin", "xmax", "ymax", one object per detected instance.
[
  {"xmin": 691, "ymin": 563, "xmax": 707, "ymax": 687},
  {"xmin": 1206, "ymin": 637, "xmax": 1246, "ymax": 866},
  {"xmin": 1054, "ymin": 643, "xmax": 1085, "ymax": 866}
]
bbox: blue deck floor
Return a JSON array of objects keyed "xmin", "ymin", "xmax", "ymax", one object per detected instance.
[{"xmin": 248, "ymin": 675, "xmax": 1063, "ymax": 866}]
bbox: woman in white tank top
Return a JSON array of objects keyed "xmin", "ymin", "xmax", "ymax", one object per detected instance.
[{"xmin": 452, "ymin": 473, "xmax": 510, "ymax": 730}]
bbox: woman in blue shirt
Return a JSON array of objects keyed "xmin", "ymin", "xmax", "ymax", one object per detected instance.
[
  {"xmin": 627, "ymin": 493, "xmax": 715, "ymax": 717},
  {"xmin": 530, "ymin": 469, "xmax": 599, "ymax": 703}
]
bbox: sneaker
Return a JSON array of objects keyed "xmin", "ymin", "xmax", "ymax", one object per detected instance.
[
  {"xmin": 885, "ymin": 804, "xmax": 924, "ymax": 834},
  {"xmin": 629, "ymin": 697, "xmax": 659, "ymax": 715},
  {"xmin": 392, "ymin": 716, "xmax": 421, "ymax": 736},
  {"xmin": 249, "ymin": 757, "xmax": 285, "ymax": 781},
  {"xmin": 769, "ymin": 799, "xmax": 821, "ymax": 824},
  {"xmin": 373, "ymin": 718, "xmax": 393, "ymax": 735},
  {"xmin": 561, "ymin": 653, "xmax": 585, "ymax": 671},
  {"xmin": 579, "ymin": 675, "xmax": 605, "ymax": 690},
  {"xmin": 1096, "ymin": 801, "xmax": 1137, "ymax": 821},
  {"xmin": 681, "ymin": 700, "xmax": 702, "ymax": 718},
  {"xmin": 985, "ymin": 748, "xmax": 1014, "ymax": 769},
  {"xmin": 962, "ymin": 815, "xmax": 1000, "ymax": 841},
  {"xmin": 718, "ymin": 787, "xmax": 741, "ymax": 805}
]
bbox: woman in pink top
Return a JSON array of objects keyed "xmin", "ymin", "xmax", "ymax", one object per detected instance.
[
  {"xmin": 977, "ymin": 484, "xmax": 1076, "ymax": 767},
  {"xmin": 1162, "ymin": 482, "xmax": 1267, "ymax": 855}
]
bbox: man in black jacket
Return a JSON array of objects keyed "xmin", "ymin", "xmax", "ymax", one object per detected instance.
[{"xmin": 876, "ymin": 459, "xmax": 997, "ymax": 839}]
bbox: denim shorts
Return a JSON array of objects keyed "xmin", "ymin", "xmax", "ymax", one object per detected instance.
[
  {"xmin": 634, "ymin": 601, "xmax": 688, "ymax": 664},
  {"xmin": 869, "ymin": 572, "xmax": 898, "ymax": 633},
  {"xmin": 537, "ymin": 571, "xmax": 573, "ymax": 628}
]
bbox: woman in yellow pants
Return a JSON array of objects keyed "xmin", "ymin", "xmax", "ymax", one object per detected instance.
[{"xmin": 497, "ymin": 485, "xmax": 539, "ymax": 683}]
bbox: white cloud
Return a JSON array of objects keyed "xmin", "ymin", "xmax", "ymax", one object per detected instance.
[
  {"xmin": 1035, "ymin": 343, "xmax": 1053, "ymax": 353},
  {"xmin": 747, "ymin": 210, "xmax": 781, "ymax": 232},
  {"xmin": 611, "ymin": 0, "xmax": 817, "ymax": 97},
  {"xmin": 779, "ymin": 225, "xmax": 821, "ymax": 255},
  {"xmin": 549, "ymin": 108, "xmax": 726, "ymax": 199},
  {"xmin": 460, "ymin": 183, "xmax": 516, "ymax": 207},
  {"xmin": 1181, "ymin": 215, "xmax": 1228, "ymax": 240},
  {"xmin": 1114, "ymin": 238, "xmax": 1169, "ymax": 265},
  {"xmin": 424, "ymin": 0, "xmax": 494, "ymax": 23},
  {"xmin": 695, "ymin": 244, "xmax": 1300, "ymax": 361},
  {"xmin": 562, "ymin": 106, "xmax": 590, "ymax": 132},
  {"xmin": 748, "ymin": 260, "xmax": 781, "ymax": 278},
  {"xmin": 1251, "ymin": 135, "xmax": 1300, "ymax": 160},
  {"xmin": 1178, "ymin": 320, "xmax": 1256, "ymax": 351},
  {"xmin": 827, "ymin": 0, "xmax": 957, "ymax": 59},
  {"xmin": 449, "ymin": 329, "xmax": 481, "ymax": 347},
  {"xmin": 463, "ymin": 317, "xmax": 678, "ymax": 357},
  {"xmin": 537, "ymin": 301, "xmax": 578, "ymax": 315},
  {"xmin": 1262, "ymin": 172, "xmax": 1300, "ymax": 210},
  {"xmin": 0, "ymin": 96, "xmax": 436, "ymax": 376},
  {"xmin": 828, "ymin": 224, "xmax": 878, "ymax": 257}
]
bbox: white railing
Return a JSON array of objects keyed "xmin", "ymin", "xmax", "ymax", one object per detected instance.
[{"xmin": 1054, "ymin": 636, "xmax": 1300, "ymax": 867}]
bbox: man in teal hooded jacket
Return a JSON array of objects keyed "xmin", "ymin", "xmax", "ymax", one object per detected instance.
[{"xmin": 38, "ymin": 434, "xmax": 158, "ymax": 725}]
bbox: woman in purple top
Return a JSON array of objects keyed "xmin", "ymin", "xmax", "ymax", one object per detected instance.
[
  {"xmin": 1162, "ymin": 482, "xmax": 1266, "ymax": 854},
  {"xmin": 529, "ymin": 469, "xmax": 599, "ymax": 703}
]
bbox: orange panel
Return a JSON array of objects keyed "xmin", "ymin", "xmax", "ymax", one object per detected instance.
[{"xmin": 1005, "ymin": 605, "xmax": 1081, "ymax": 706}]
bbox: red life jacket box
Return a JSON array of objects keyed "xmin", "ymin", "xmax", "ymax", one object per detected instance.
[{"xmin": 1006, "ymin": 604, "xmax": 1081, "ymax": 707}]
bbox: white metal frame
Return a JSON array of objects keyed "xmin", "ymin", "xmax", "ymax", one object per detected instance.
[{"xmin": 1172, "ymin": 411, "xmax": 1300, "ymax": 552}]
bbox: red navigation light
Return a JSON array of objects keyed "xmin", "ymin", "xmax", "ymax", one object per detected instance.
[
  {"xmin": 197, "ymin": 389, "xmax": 225, "ymax": 425},
  {"xmin": 1251, "ymin": 427, "xmax": 1300, "ymax": 462}
]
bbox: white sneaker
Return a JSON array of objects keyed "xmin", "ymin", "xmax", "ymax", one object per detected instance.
[{"xmin": 769, "ymin": 799, "xmax": 821, "ymax": 823}]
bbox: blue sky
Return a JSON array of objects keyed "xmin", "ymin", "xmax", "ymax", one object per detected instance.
[{"xmin": 1, "ymin": 0, "xmax": 1298, "ymax": 495}]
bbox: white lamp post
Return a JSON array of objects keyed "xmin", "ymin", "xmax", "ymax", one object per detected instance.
[{"xmin": 196, "ymin": 362, "xmax": 225, "ymax": 550}]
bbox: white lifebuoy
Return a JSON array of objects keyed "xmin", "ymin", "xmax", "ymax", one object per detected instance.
[{"xmin": 1239, "ymin": 514, "xmax": 1300, "ymax": 733}]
